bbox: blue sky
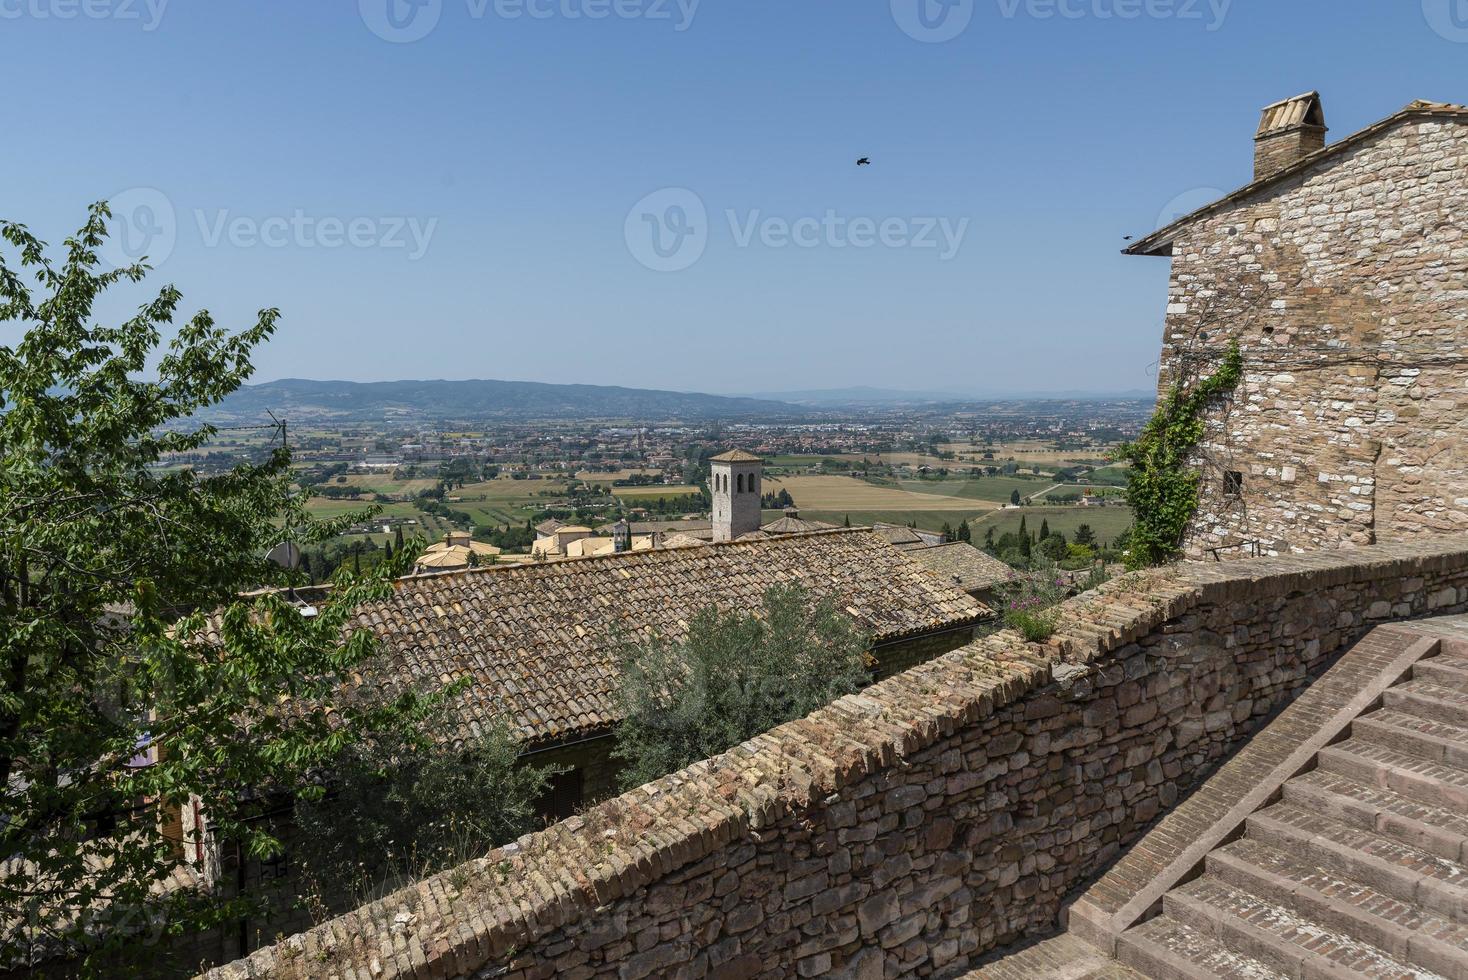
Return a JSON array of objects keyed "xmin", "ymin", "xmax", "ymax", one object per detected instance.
[{"xmin": 2, "ymin": 0, "xmax": 1464, "ymax": 396}]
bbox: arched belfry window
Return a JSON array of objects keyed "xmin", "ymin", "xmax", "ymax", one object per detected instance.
[{"xmin": 736, "ymin": 474, "xmax": 744, "ymax": 493}]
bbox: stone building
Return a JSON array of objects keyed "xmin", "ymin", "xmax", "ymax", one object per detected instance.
[
  {"xmin": 710, "ymin": 449, "xmax": 764, "ymax": 541},
  {"xmin": 1127, "ymin": 93, "xmax": 1468, "ymax": 559}
]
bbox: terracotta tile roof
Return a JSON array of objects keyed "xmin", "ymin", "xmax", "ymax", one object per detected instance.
[
  {"xmin": 709, "ymin": 449, "xmax": 763, "ymax": 463},
  {"xmin": 903, "ymin": 542, "xmax": 1014, "ymax": 595},
  {"xmin": 872, "ymin": 524, "xmax": 926, "ymax": 547},
  {"xmin": 762, "ymin": 517, "xmax": 839, "ymax": 534},
  {"xmin": 1257, "ymin": 90, "xmax": 1325, "ymax": 136},
  {"xmin": 346, "ymin": 529, "xmax": 986, "ymax": 748},
  {"xmin": 661, "ymin": 532, "xmax": 709, "ymax": 549}
]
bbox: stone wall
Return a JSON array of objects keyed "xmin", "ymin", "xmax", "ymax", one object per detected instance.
[
  {"xmin": 1148, "ymin": 111, "xmax": 1468, "ymax": 559},
  {"xmin": 204, "ymin": 537, "xmax": 1468, "ymax": 980}
]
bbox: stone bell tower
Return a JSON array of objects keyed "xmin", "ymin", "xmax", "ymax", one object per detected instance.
[{"xmin": 710, "ymin": 450, "xmax": 763, "ymax": 542}]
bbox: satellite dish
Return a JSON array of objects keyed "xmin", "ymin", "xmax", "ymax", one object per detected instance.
[{"xmin": 266, "ymin": 541, "xmax": 302, "ymax": 570}]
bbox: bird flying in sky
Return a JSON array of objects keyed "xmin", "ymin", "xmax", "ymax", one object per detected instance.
[{"xmin": 856, "ymin": 157, "xmax": 871, "ymax": 166}]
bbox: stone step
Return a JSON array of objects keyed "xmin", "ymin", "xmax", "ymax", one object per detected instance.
[
  {"xmin": 1164, "ymin": 875, "xmax": 1448, "ymax": 979},
  {"xmin": 1317, "ymin": 737, "xmax": 1468, "ymax": 812},
  {"xmin": 1114, "ymin": 915, "xmax": 1285, "ymax": 980},
  {"xmin": 1353, "ymin": 708, "xmax": 1468, "ymax": 770},
  {"xmin": 1246, "ymin": 804, "xmax": 1468, "ymax": 925},
  {"xmin": 1384, "ymin": 680, "xmax": 1468, "ymax": 728},
  {"xmin": 1283, "ymin": 768, "xmax": 1468, "ymax": 862},
  {"xmin": 960, "ymin": 933, "xmax": 1145, "ymax": 979},
  {"xmin": 1416, "ymin": 656, "xmax": 1468, "ymax": 692},
  {"xmin": 1207, "ymin": 837, "xmax": 1468, "ymax": 979}
]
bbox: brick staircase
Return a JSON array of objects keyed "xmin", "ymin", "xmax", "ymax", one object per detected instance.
[{"xmin": 969, "ymin": 620, "xmax": 1468, "ymax": 980}]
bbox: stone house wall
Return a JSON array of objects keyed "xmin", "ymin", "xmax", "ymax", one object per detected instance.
[
  {"xmin": 1150, "ymin": 114, "xmax": 1468, "ymax": 559},
  {"xmin": 206, "ymin": 535, "xmax": 1468, "ymax": 980}
]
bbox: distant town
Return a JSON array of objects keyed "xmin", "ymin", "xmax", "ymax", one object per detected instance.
[{"xmin": 166, "ymin": 393, "xmax": 1151, "ymax": 579}]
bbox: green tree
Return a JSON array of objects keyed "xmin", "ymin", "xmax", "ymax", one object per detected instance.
[
  {"xmin": 1039, "ymin": 519, "xmax": 1050, "ymax": 541},
  {"xmin": 1074, "ymin": 523, "xmax": 1096, "ymax": 547},
  {"xmin": 613, "ymin": 584, "xmax": 869, "ymax": 789},
  {"xmin": 293, "ymin": 723, "xmax": 550, "ymax": 911},
  {"xmin": 0, "ymin": 205, "xmax": 445, "ymax": 972},
  {"xmin": 1009, "ymin": 489, "xmax": 1021, "ymax": 506},
  {"xmin": 956, "ymin": 520, "xmax": 971, "ymax": 543}
]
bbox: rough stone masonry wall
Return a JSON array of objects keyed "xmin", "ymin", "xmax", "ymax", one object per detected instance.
[
  {"xmin": 207, "ymin": 537, "xmax": 1468, "ymax": 980},
  {"xmin": 1154, "ymin": 114, "xmax": 1468, "ymax": 559}
]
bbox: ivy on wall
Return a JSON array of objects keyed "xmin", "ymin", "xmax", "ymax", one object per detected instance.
[{"xmin": 1116, "ymin": 342, "xmax": 1243, "ymax": 570}]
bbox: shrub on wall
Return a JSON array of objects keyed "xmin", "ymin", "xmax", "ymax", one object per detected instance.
[{"xmin": 612, "ymin": 584, "xmax": 870, "ymax": 790}]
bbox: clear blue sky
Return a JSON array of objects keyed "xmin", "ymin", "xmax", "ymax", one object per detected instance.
[{"xmin": 2, "ymin": 1, "xmax": 1463, "ymax": 396}]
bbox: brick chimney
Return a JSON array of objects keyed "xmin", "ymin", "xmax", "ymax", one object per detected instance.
[{"xmin": 1254, "ymin": 91, "xmax": 1327, "ymax": 181}]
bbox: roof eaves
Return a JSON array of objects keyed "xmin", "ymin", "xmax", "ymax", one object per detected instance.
[{"xmin": 1123, "ymin": 103, "xmax": 1468, "ymax": 258}]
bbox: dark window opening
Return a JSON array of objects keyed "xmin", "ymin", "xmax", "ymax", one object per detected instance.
[
  {"xmin": 1224, "ymin": 471, "xmax": 1244, "ymax": 496},
  {"xmin": 537, "ymin": 768, "xmax": 585, "ymax": 823}
]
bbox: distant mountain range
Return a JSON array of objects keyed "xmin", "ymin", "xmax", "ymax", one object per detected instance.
[
  {"xmin": 743, "ymin": 386, "xmax": 1157, "ymax": 407},
  {"xmin": 207, "ymin": 378, "xmax": 804, "ymax": 422}
]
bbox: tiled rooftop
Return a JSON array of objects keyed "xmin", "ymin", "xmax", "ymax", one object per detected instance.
[
  {"xmin": 337, "ymin": 529, "xmax": 987, "ymax": 747},
  {"xmin": 903, "ymin": 542, "xmax": 1014, "ymax": 594}
]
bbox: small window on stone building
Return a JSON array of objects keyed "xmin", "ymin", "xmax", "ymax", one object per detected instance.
[
  {"xmin": 537, "ymin": 768, "xmax": 585, "ymax": 823},
  {"xmin": 1224, "ymin": 471, "xmax": 1244, "ymax": 496}
]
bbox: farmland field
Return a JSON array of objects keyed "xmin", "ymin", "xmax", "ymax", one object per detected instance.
[
  {"xmin": 938, "ymin": 442, "xmax": 1118, "ymax": 468},
  {"xmin": 970, "ymin": 505, "xmax": 1134, "ymax": 545},
  {"xmin": 607, "ymin": 487, "xmax": 698, "ymax": 501},
  {"xmin": 334, "ymin": 472, "xmax": 438, "ymax": 495},
  {"xmin": 886, "ymin": 474, "xmax": 1059, "ymax": 504},
  {"xmin": 576, "ymin": 469, "xmax": 663, "ymax": 483},
  {"xmin": 453, "ymin": 477, "xmax": 573, "ymax": 525},
  {"xmin": 764, "ymin": 475, "xmax": 1001, "ymax": 515},
  {"xmin": 802, "ymin": 510, "xmax": 993, "ymax": 534}
]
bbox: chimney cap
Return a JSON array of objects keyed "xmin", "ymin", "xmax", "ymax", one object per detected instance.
[{"xmin": 1257, "ymin": 91, "xmax": 1326, "ymax": 138}]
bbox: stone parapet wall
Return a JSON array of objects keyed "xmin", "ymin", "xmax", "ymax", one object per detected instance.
[{"xmin": 205, "ymin": 537, "xmax": 1468, "ymax": 980}]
